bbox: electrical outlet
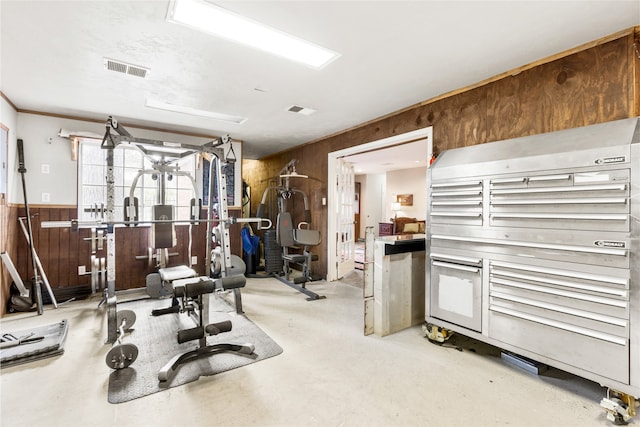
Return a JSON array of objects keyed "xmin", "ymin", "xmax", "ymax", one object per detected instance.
[
  {"xmin": 191, "ymin": 256, "xmax": 198, "ymax": 265},
  {"xmin": 41, "ymin": 192, "xmax": 50, "ymax": 202},
  {"xmin": 41, "ymin": 164, "xmax": 50, "ymax": 174}
]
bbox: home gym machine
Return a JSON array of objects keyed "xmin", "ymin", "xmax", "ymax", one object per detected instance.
[
  {"xmin": 98, "ymin": 116, "xmax": 271, "ymax": 373},
  {"xmin": 122, "ymin": 142, "xmax": 202, "ymax": 298},
  {"xmin": 256, "ymin": 159, "xmax": 324, "ymax": 301},
  {"xmin": 39, "ymin": 117, "xmax": 270, "ymax": 374}
]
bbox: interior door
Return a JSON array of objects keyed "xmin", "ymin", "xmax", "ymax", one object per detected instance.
[{"xmin": 336, "ymin": 158, "xmax": 355, "ymax": 279}]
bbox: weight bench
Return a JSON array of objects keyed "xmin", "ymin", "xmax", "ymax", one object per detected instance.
[
  {"xmin": 147, "ymin": 265, "xmax": 196, "ymax": 299},
  {"xmin": 152, "ymin": 277, "xmax": 255, "ymax": 382},
  {"xmin": 151, "ymin": 270, "xmax": 246, "ymax": 315}
]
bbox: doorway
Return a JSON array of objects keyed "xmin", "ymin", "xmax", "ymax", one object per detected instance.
[{"xmin": 327, "ymin": 127, "xmax": 433, "ymax": 281}]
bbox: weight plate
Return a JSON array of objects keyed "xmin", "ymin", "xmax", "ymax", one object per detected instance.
[
  {"xmin": 117, "ymin": 309, "xmax": 137, "ymax": 330},
  {"xmin": 105, "ymin": 343, "xmax": 139, "ymax": 369},
  {"xmin": 228, "ymin": 254, "xmax": 246, "ymax": 276},
  {"xmin": 211, "ymin": 253, "xmax": 222, "ymax": 277}
]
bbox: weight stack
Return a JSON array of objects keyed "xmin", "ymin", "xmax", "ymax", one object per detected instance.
[{"xmin": 264, "ymin": 230, "xmax": 283, "ymax": 274}]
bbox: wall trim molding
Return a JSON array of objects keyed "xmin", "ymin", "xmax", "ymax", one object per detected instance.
[
  {"xmin": 15, "ymin": 110, "xmax": 231, "ymax": 141},
  {"xmin": 0, "ymin": 91, "xmax": 18, "ymax": 111},
  {"xmin": 8, "ymin": 203, "xmax": 76, "ymax": 209}
]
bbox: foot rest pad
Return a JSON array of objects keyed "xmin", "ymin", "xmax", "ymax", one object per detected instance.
[
  {"xmin": 205, "ymin": 320, "xmax": 232, "ymax": 336},
  {"xmin": 177, "ymin": 326, "xmax": 204, "ymax": 344},
  {"xmin": 218, "ymin": 275, "xmax": 246, "ymax": 290},
  {"xmin": 151, "ymin": 305, "xmax": 180, "ymax": 316},
  {"xmin": 185, "ymin": 279, "xmax": 215, "ymax": 297}
]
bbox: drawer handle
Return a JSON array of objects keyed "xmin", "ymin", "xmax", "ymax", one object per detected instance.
[
  {"xmin": 491, "ymin": 177, "xmax": 527, "ymax": 185},
  {"xmin": 490, "ymin": 277, "xmax": 628, "ymax": 307},
  {"xmin": 527, "ymin": 174, "xmax": 571, "ymax": 182},
  {"xmin": 433, "ymin": 261, "xmax": 480, "ymax": 273},
  {"xmin": 431, "ymin": 253, "xmax": 482, "ymax": 266},
  {"xmin": 490, "ymin": 260, "xmax": 628, "ymax": 286},
  {"xmin": 490, "ymin": 197, "xmax": 627, "ymax": 206},
  {"xmin": 432, "ymin": 190, "xmax": 482, "ymax": 197},
  {"xmin": 431, "ymin": 181, "xmax": 481, "ymax": 189},
  {"xmin": 432, "ymin": 200, "xmax": 482, "ymax": 206},
  {"xmin": 489, "ymin": 305, "xmax": 627, "ymax": 345},
  {"xmin": 491, "ymin": 183, "xmax": 626, "ymax": 195},
  {"xmin": 490, "ymin": 213, "xmax": 627, "ymax": 221},
  {"xmin": 490, "ymin": 291, "xmax": 628, "ymax": 327},
  {"xmin": 431, "ymin": 212, "xmax": 482, "ymax": 218},
  {"xmin": 431, "ymin": 235, "xmax": 627, "ymax": 257},
  {"xmin": 491, "ymin": 270, "xmax": 628, "ymax": 297}
]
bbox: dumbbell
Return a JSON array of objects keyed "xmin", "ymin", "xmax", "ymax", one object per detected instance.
[{"xmin": 105, "ymin": 309, "xmax": 139, "ymax": 369}]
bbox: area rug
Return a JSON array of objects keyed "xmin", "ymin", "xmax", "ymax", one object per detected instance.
[{"xmin": 107, "ymin": 295, "xmax": 283, "ymax": 403}]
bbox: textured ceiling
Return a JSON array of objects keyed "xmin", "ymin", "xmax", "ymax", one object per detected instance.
[{"xmin": 1, "ymin": 1, "xmax": 638, "ymax": 161}]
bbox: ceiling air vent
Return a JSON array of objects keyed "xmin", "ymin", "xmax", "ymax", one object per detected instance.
[
  {"xmin": 287, "ymin": 105, "xmax": 316, "ymax": 116},
  {"xmin": 104, "ymin": 58, "xmax": 149, "ymax": 78}
]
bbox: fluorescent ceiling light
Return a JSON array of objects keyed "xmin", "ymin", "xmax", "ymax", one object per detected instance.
[
  {"xmin": 167, "ymin": 0, "xmax": 340, "ymax": 69},
  {"xmin": 146, "ymin": 99, "xmax": 247, "ymax": 124}
]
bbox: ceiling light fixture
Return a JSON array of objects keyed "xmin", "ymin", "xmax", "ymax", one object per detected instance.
[
  {"xmin": 167, "ymin": 0, "xmax": 340, "ymax": 69},
  {"xmin": 145, "ymin": 99, "xmax": 247, "ymax": 124}
]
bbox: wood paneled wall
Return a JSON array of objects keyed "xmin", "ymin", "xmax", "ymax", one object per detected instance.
[
  {"xmin": 0, "ymin": 206, "xmax": 242, "ymax": 314},
  {"xmin": 244, "ymin": 32, "xmax": 639, "ymax": 280},
  {"xmin": 0, "ymin": 195, "xmax": 17, "ymax": 316}
]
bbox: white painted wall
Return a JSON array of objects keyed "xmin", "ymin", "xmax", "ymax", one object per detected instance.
[
  {"xmin": 356, "ymin": 167, "xmax": 426, "ymax": 237},
  {"xmin": 1, "ymin": 98, "xmax": 18, "ymax": 198},
  {"xmin": 356, "ymin": 172, "xmax": 385, "ymax": 237},
  {"xmin": 386, "ymin": 166, "xmax": 427, "ymax": 220},
  {"xmin": 8, "ymin": 112, "xmax": 242, "ymax": 207},
  {"xmin": 13, "ymin": 113, "xmax": 83, "ymax": 205}
]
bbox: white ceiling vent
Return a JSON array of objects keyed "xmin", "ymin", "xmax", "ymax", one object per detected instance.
[
  {"xmin": 287, "ymin": 105, "xmax": 316, "ymax": 116},
  {"xmin": 104, "ymin": 58, "xmax": 149, "ymax": 78}
]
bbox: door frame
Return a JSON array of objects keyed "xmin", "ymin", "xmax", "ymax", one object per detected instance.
[{"xmin": 327, "ymin": 126, "xmax": 433, "ymax": 281}]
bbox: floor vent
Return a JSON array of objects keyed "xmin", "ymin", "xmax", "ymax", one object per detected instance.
[{"xmin": 104, "ymin": 58, "xmax": 149, "ymax": 78}]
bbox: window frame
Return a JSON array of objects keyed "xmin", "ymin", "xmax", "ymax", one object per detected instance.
[{"xmin": 77, "ymin": 138, "xmax": 198, "ymax": 224}]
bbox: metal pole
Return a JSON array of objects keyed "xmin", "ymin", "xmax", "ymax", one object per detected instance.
[
  {"xmin": 17, "ymin": 139, "xmax": 44, "ymax": 315},
  {"xmin": 105, "ymin": 145, "xmax": 118, "ymax": 343},
  {"xmin": 17, "ymin": 217, "xmax": 58, "ymax": 308}
]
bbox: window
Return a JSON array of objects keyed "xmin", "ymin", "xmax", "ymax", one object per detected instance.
[{"xmin": 78, "ymin": 139, "xmax": 197, "ymax": 222}]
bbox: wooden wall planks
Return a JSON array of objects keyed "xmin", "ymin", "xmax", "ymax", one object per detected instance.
[
  {"xmin": 0, "ymin": 196, "xmax": 17, "ymax": 316},
  {"xmin": 244, "ymin": 34, "xmax": 638, "ymax": 280},
  {"xmin": 486, "ymin": 37, "xmax": 631, "ymax": 141},
  {"xmin": 0, "ymin": 206, "xmax": 242, "ymax": 314}
]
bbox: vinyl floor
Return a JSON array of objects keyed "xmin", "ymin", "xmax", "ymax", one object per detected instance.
[{"xmin": 0, "ymin": 276, "xmax": 619, "ymax": 427}]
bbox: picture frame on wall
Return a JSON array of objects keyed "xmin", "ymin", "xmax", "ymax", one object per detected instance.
[{"xmin": 397, "ymin": 193, "xmax": 413, "ymax": 206}]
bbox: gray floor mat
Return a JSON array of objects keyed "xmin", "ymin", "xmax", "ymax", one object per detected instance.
[
  {"xmin": 0, "ymin": 320, "xmax": 69, "ymax": 368},
  {"xmin": 107, "ymin": 295, "xmax": 283, "ymax": 404}
]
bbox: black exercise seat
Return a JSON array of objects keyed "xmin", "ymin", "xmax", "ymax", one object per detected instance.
[{"xmin": 277, "ymin": 212, "xmax": 321, "ymax": 285}]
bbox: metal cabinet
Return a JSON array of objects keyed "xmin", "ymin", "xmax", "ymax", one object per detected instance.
[{"xmin": 425, "ymin": 117, "xmax": 640, "ymax": 399}]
